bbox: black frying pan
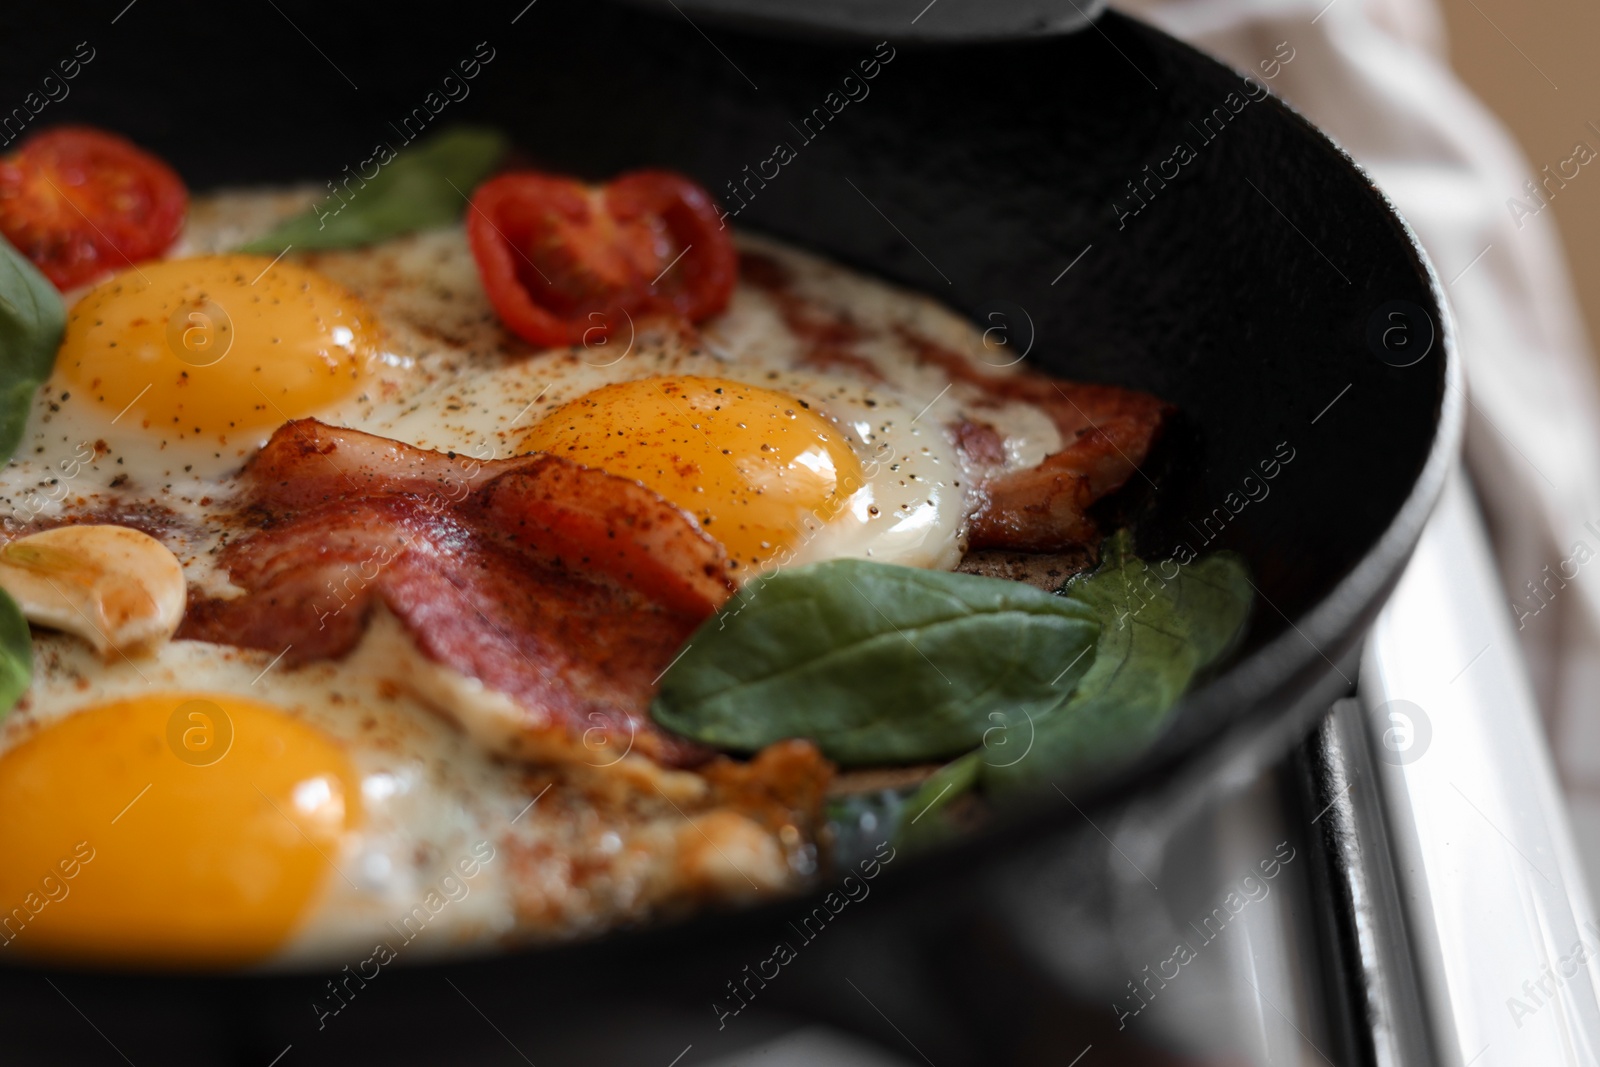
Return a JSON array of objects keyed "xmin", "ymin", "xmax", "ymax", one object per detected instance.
[{"xmin": 0, "ymin": 0, "xmax": 1457, "ymax": 1061}]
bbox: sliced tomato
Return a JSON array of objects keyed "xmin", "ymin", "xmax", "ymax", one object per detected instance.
[
  {"xmin": 467, "ymin": 168, "xmax": 736, "ymax": 347},
  {"xmin": 0, "ymin": 126, "xmax": 187, "ymax": 290}
]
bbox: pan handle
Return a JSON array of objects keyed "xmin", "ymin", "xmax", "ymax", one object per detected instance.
[{"xmin": 613, "ymin": 0, "xmax": 1107, "ymax": 43}]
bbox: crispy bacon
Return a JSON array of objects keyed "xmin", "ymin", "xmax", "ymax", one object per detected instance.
[
  {"xmin": 179, "ymin": 419, "xmax": 735, "ymax": 767},
  {"xmin": 899, "ymin": 330, "xmax": 1170, "ymax": 553},
  {"xmin": 739, "ymin": 249, "xmax": 1168, "ymax": 553}
]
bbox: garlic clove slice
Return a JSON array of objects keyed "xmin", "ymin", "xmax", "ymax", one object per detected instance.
[{"xmin": 0, "ymin": 525, "xmax": 186, "ymax": 656}]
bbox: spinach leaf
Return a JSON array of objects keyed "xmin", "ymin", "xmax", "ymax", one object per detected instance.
[
  {"xmin": 238, "ymin": 126, "xmax": 508, "ymax": 253},
  {"xmin": 985, "ymin": 531, "xmax": 1252, "ymax": 792},
  {"xmin": 651, "ymin": 559, "xmax": 1100, "ymax": 765},
  {"xmin": 0, "ymin": 235, "xmax": 65, "ymax": 461},
  {"xmin": 0, "ymin": 588, "xmax": 30, "ymax": 717},
  {"xmin": 897, "ymin": 751, "xmax": 982, "ymax": 851}
]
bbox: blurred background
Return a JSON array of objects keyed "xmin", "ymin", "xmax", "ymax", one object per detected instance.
[{"xmin": 1442, "ymin": 0, "xmax": 1599, "ymax": 354}]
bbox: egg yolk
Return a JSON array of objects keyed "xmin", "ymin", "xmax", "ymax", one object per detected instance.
[
  {"xmin": 55, "ymin": 254, "xmax": 380, "ymax": 443},
  {"xmin": 0, "ymin": 692, "xmax": 360, "ymax": 966},
  {"xmin": 521, "ymin": 376, "xmax": 865, "ymax": 572}
]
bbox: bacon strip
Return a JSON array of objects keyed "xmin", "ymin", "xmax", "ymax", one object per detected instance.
[
  {"xmin": 179, "ymin": 419, "xmax": 734, "ymax": 767},
  {"xmin": 739, "ymin": 250, "xmax": 1169, "ymax": 553},
  {"xmin": 899, "ymin": 331, "xmax": 1170, "ymax": 553}
]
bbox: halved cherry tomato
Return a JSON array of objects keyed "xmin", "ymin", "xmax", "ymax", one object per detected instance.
[
  {"xmin": 467, "ymin": 168, "xmax": 736, "ymax": 348},
  {"xmin": 0, "ymin": 126, "xmax": 187, "ymax": 290}
]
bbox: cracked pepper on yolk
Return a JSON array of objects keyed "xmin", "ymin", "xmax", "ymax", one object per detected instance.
[
  {"xmin": 521, "ymin": 375, "xmax": 865, "ymax": 572},
  {"xmin": 55, "ymin": 254, "xmax": 379, "ymax": 443}
]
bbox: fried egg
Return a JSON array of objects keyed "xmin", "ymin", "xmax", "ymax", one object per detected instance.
[
  {"xmin": 41, "ymin": 254, "xmax": 399, "ymax": 482},
  {"xmin": 1, "ymin": 624, "xmax": 791, "ymax": 968},
  {"xmin": 0, "ymin": 187, "xmax": 1067, "ymax": 965},
  {"xmin": 0, "ymin": 632, "xmax": 497, "ymax": 967}
]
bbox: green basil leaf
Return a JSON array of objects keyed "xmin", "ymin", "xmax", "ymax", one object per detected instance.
[
  {"xmin": 0, "ymin": 234, "xmax": 65, "ymax": 461},
  {"xmin": 237, "ymin": 126, "xmax": 508, "ymax": 253},
  {"xmin": 652, "ymin": 559, "xmax": 1100, "ymax": 765},
  {"xmin": 0, "ymin": 588, "xmax": 31, "ymax": 718},
  {"xmin": 986, "ymin": 531, "xmax": 1252, "ymax": 792}
]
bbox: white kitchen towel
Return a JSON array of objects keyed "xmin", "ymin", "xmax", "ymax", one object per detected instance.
[{"xmin": 1111, "ymin": 0, "xmax": 1600, "ymax": 879}]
